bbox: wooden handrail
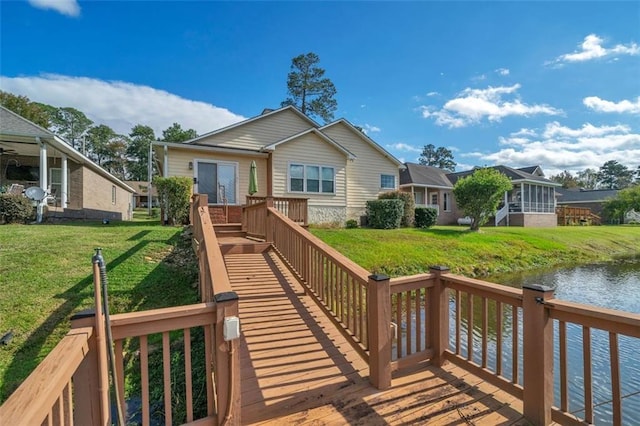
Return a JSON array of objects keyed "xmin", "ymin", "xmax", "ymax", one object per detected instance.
[
  {"xmin": 548, "ymin": 299, "xmax": 640, "ymax": 337},
  {"xmin": 0, "ymin": 327, "xmax": 93, "ymax": 426}
]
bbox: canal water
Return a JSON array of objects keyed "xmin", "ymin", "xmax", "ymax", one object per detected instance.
[{"xmin": 489, "ymin": 260, "xmax": 640, "ymax": 425}]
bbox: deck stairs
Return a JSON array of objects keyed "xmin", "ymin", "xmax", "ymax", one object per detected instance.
[{"xmin": 216, "ymin": 234, "xmax": 531, "ymax": 425}]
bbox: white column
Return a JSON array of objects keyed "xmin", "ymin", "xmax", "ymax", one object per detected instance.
[
  {"xmin": 38, "ymin": 137, "xmax": 48, "ymax": 191},
  {"xmin": 61, "ymin": 153, "xmax": 68, "ymax": 207}
]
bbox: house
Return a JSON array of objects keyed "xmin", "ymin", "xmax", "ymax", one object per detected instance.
[
  {"xmin": 400, "ymin": 162, "xmax": 561, "ymax": 227},
  {"xmin": 152, "ymin": 106, "xmax": 403, "ymax": 224},
  {"xmin": 0, "ymin": 106, "xmax": 135, "ymax": 221},
  {"xmin": 125, "ymin": 181, "xmax": 159, "ymax": 208},
  {"xmin": 555, "ymin": 188, "xmax": 618, "ymax": 217}
]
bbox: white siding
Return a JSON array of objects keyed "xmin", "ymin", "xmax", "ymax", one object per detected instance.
[
  {"xmin": 322, "ymin": 122, "xmax": 400, "ymax": 216},
  {"xmin": 195, "ymin": 109, "xmax": 315, "ymax": 151},
  {"xmin": 272, "ymin": 132, "xmax": 347, "ymax": 208},
  {"xmin": 166, "ymin": 147, "xmax": 268, "ymax": 205}
]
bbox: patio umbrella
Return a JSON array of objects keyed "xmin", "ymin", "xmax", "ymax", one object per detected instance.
[{"xmin": 248, "ymin": 160, "xmax": 258, "ymax": 195}]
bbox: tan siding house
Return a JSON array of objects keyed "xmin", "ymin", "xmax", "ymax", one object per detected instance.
[
  {"xmin": 154, "ymin": 106, "xmax": 403, "ymax": 225},
  {"xmin": 321, "ymin": 121, "xmax": 401, "ymax": 220}
]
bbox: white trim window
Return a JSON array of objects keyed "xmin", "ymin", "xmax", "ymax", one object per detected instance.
[
  {"xmin": 380, "ymin": 174, "xmax": 396, "ymax": 189},
  {"xmin": 289, "ymin": 163, "xmax": 335, "ymax": 194},
  {"xmin": 49, "ymin": 168, "xmax": 65, "ymax": 200},
  {"xmin": 112, "ymin": 185, "xmax": 116, "ymax": 204}
]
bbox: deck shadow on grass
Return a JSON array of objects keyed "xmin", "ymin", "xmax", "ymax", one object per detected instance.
[{"xmin": 0, "ymin": 229, "xmax": 194, "ymax": 401}]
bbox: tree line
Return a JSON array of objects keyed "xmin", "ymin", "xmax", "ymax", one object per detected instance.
[
  {"xmin": 0, "ymin": 90, "xmax": 198, "ymax": 181},
  {"xmin": 550, "ymin": 161, "xmax": 640, "ymax": 190}
]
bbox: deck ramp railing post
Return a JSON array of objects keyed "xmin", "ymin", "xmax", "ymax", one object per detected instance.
[
  {"xmin": 70, "ymin": 312, "xmax": 110, "ymax": 426},
  {"xmin": 213, "ymin": 292, "xmax": 241, "ymax": 426},
  {"xmin": 522, "ymin": 284, "xmax": 555, "ymax": 425},
  {"xmin": 428, "ymin": 266, "xmax": 450, "ymax": 367},
  {"xmin": 265, "ymin": 197, "xmax": 274, "ymax": 242},
  {"xmin": 367, "ymin": 274, "xmax": 392, "ymax": 390}
]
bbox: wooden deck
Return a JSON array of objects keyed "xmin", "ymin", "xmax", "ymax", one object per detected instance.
[{"xmin": 222, "ymin": 240, "xmax": 533, "ymax": 425}]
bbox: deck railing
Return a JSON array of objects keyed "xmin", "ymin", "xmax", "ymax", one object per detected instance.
[
  {"xmin": 246, "ymin": 195, "xmax": 308, "ymax": 226},
  {"xmin": 0, "ymin": 326, "xmax": 95, "ymax": 425},
  {"xmin": 556, "ymin": 205, "xmax": 601, "ymax": 225},
  {"xmin": 266, "ymin": 207, "xmax": 371, "ymax": 364}
]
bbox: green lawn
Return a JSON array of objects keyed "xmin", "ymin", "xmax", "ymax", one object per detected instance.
[
  {"xmin": 310, "ymin": 225, "xmax": 640, "ymax": 277},
  {"xmin": 0, "ymin": 216, "xmax": 198, "ymax": 402}
]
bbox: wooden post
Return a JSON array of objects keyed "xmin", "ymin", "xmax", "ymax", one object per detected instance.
[
  {"xmin": 265, "ymin": 197, "xmax": 274, "ymax": 242},
  {"xmin": 214, "ymin": 292, "xmax": 241, "ymax": 425},
  {"xmin": 367, "ymin": 274, "xmax": 392, "ymax": 390},
  {"xmin": 522, "ymin": 284, "xmax": 555, "ymax": 425},
  {"xmin": 429, "ymin": 266, "xmax": 450, "ymax": 366},
  {"xmin": 71, "ymin": 311, "xmax": 110, "ymax": 426}
]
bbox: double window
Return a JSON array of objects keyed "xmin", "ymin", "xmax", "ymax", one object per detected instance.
[{"xmin": 289, "ymin": 164, "xmax": 335, "ymax": 194}]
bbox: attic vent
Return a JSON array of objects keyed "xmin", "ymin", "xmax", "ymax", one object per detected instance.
[{"xmin": 261, "ymin": 108, "xmax": 274, "ymax": 115}]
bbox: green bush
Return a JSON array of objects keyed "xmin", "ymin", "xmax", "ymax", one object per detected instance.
[
  {"xmin": 0, "ymin": 194, "xmax": 34, "ymax": 224},
  {"xmin": 378, "ymin": 190, "xmax": 415, "ymax": 227},
  {"xmin": 345, "ymin": 219, "xmax": 358, "ymax": 229},
  {"xmin": 366, "ymin": 199, "xmax": 404, "ymax": 229},
  {"xmin": 415, "ymin": 207, "xmax": 438, "ymax": 228},
  {"xmin": 153, "ymin": 176, "xmax": 193, "ymax": 225}
]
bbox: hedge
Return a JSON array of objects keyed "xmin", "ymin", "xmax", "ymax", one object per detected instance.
[
  {"xmin": 366, "ymin": 199, "xmax": 404, "ymax": 229},
  {"xmin": 0, "ymin": 194, "xmax": 34, "ymax": 224},
  {"xmin": 153, "ymin": 176, "xmax": 192, "ymax": 225},
  {"xmin": 415, "ymin": 207, "xmax": 438, "ymax": 228},
  {"xmin": 378, "ymin": 190, "xmax": 415, "ymax": 227}
]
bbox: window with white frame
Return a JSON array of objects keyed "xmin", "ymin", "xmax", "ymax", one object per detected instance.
[
  {"xmin": 49, "ymin": 168, "xmax": 64, "ymax": 200},
  {"xmin": 196, "ymin": 160, "xmax": 238, "ymax": 204},
  {"xmin": 289, "ymin": 164, "xmax": 335, "ymax": 194},
  {"xmin": 443, "ymin": 192, "xmax": 451, "ymax": 212},
  {"xmin": 112, "ymin": 185, "xmax": 116, "ymax": 204},
  {"xmin": 380, "ymin": 174, "xmax": 396, "ymax": 189}
]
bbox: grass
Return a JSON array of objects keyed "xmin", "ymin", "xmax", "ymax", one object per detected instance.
[
  {"xmin": 0, "ymin": 213, "xmax": 198, "ymax": 402},
  {"xmin": 310, "ymin": 225, "xmax": 640, "ymax": 277}
]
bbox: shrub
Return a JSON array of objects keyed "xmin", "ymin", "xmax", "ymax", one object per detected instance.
[
  {"xmin": 153, "ymin": 176, "xmax": 192, "ymax": 225},
  {"xmin": 345, "ymin": 219, "xmax": 358, "ymax": 229},
  {"xmin": 0, "ymin": 194, "xmax": 34, "ymax": 224},
  {"xmin": 415, "ymin": 207, "xmax": 438, "ymax": 228},
  {"xmin": 378, "ymin": 190, "xmax": 415, "ymax": 227},
  {"xmin": 366, "ymin": 199, "xmax": 403, "ymax": 229}
]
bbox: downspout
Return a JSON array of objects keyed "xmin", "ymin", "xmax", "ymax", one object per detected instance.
[
  {"xmin": 148, "ymin": 142, "xmax": 153, "ymax": 216},
  {"xmin": 163, "ymin": 145, "xmax": 169, "ymax": 224}
]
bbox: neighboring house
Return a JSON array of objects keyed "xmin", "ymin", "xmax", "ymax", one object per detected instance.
[
  {"xmin": 400, "ymin": 162, "xmax": 561, "ymax": 227},
  {"xmin": 556, "ymin": 188, "xmax": 618, "ymax": 217},
  {"xmin": 152, "ymin": 106, "xmax": 403, "ymax": 224},
  {"xmin": 0, "ymin": 106, "xmax": 134, "ymax": 221},
  {"xmin": 125, "ymin": 181, "xmax": 159, "ymax": 208}
]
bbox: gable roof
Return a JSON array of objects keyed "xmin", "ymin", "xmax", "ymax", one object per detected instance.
[
  {"xmin": 400, "ymin": 163, "xmax": 453, "ymax": 188},
  {"xmin": 0, "ymin": 106, "xmax": 135, "ymax": 193},
  {"xmin": 399, "ymin": 162, "xmax": 560, "ymax": 188},
  {"xmin": 517, "ymin": 165, "xmax": 544, "ymax": 176},
  {"xmin": 320, "ymin": 119, "xmax": 404, "ymax": 167},
  {"xmin": 448, "ymin": 165, "xmax": 560, "ymax": 186},
  {"xmin": 262, "ymin": 128, "xmax": 356, "ymax": 159},
  {"xmin": 556, "ymin": 188, "xmax": 619, "ymax": 203},
  {"xmin": 182, "ymin": 105, "xmax": 319, "ymax": 145}
]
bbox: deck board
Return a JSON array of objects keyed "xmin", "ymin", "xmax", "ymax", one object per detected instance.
[{"xmin": 223, "ymin": 244, "xmax": 534, "ymax": 425}]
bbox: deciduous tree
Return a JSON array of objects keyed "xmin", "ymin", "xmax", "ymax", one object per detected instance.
[
  {"xmin": 453, "ymin": 168, "xmax": 512, "ymax": 231},
  {"xmin": 281, "ymin": 52, "xmax": 337, "ymax": 123},
  {"xmin": 0, "ymin": 91, "xmax": 50, "ymax": 128},
  {"xmin": 550, "ymin": 170, "xmax": 580, "ymax": 189},
  {"xmin": 418, "ymin": 144, "xmax": 457, "ymax": 171},
  {"xmin": 576, "ymin": 168, "xmax": 599, "ymax": 190},
  {"xmin": 603, "ymin": 185, "xmax": 640, "ymax": 223},
  {"xmin": 162, "ymin": 123, "xmax": 197, "ymax": 142},
  {"xmin": 128, "ymin": 124, "xmax": 156, "ymax": 181}
]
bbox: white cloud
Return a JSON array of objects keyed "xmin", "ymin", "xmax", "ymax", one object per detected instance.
[
  {"xmin": 475, "ymin": 121, "xmax": 640, "ymax": 175},
  {"xmin": 364, "ymin": 124, "xmax": 381, "ymax": 133},
  {"xmin": 552, "ymin": 34, "xmax": 639, "ymax": 65},
  {"xmin": 0, "ymin": 74, "xmax": 245, "ymax": 136},
  {"xmin": 421, "ymin": 84, "xmax": 562, "ymax": 128},
  {"xmin": 386, "ymin": 143, "xmax": 421, "ymax": 153},
  {"xmin": 495, "ymin": 68, "xmax": 510, "ymax": 76},
  {"xmin": 583, "ymin": 96, "xmax": 640, "ymax": 114},
  {"xmin": 426, "ymin": 91, "xmax": 439, "ymax": 97},
  {"xmin": 28, "ymin": 0, "xmax": 80, "ymax": 17}
]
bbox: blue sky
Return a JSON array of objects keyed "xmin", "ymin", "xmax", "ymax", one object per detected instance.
[{"xmin": 1, "ymin": 1, "xmax": 639, "ymax": 174}]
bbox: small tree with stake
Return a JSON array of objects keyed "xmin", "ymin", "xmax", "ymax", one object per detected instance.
[{"xmin": 453, "ymin": 168, "xmax": 512, "ymax": 231}]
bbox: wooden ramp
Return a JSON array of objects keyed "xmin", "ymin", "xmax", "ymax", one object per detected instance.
[{"xmin": 223, "ymin": 246, "xmax": 530, "ymax": 425}]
